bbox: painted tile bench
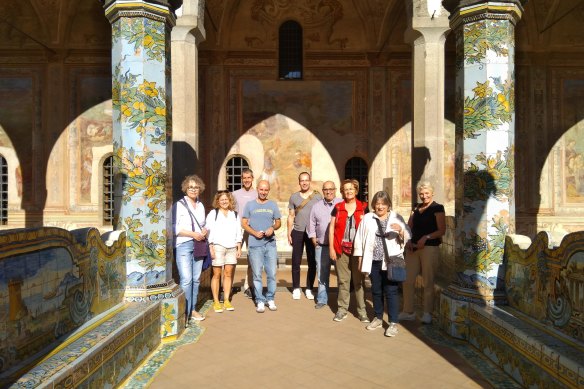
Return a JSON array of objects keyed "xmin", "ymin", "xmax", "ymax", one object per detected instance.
[
  {"xmin": 467, "ymin": 231, "xmax": 584, "ymax": 388},
  {"xmin": 0, "ymin": 227, "xmax": 160, "ymax": 388}
]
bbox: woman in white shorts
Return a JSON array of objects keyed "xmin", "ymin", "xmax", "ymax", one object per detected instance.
[{"xmin": 206, "ymin": 190, "xmax": 242, "ymax": 312}]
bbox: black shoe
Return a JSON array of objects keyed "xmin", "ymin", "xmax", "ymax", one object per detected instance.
[{"xmin": 244, "ymin": 288, "xmax": 253, "ymax": 299}]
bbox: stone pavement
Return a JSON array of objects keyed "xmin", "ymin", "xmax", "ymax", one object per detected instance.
[{"xmin": 143, "ymin": 267, "xmax": 514, "ymax": 389}]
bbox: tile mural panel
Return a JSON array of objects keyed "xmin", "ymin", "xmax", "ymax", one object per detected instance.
[{"xmin": 0, "ymin": 227, "xmax": 126, "ymax": 376}]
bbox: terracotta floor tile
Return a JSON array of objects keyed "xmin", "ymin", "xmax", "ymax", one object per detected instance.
[{"xmin": 144, "ymin": 267, "xmax": 506, "ymax": 388}]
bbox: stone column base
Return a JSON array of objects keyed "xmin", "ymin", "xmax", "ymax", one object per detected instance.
[{"xmin": 125, "ymin": 281, "xmax": 186, "ymax": 339}]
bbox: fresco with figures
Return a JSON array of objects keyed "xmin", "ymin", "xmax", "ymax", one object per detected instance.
[{"xmin": 241, "ymin": 80, "xmax": 352, "ymax": 201}]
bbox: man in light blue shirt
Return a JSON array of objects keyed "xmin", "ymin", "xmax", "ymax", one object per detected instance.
[
  {"xmin": 242, "ymin": 180, "xmax": 282, "ymax": 313},
  {"xmin": 307, "ymin": 181, "xmax": 342, "ymax": 309}
]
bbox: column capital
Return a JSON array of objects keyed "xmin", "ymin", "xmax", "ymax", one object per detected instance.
[
  {"xmin": 102, "ymin": 0, "xmax": 180, "ymax": 26},
  {"xmin": 443, "ymin": 0, "xmax": 526, "ymax": 29}
]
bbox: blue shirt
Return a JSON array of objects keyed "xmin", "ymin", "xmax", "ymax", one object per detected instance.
[{"xmin": 242, "ymin": 200, "xmax": 282, "ymax": 247}]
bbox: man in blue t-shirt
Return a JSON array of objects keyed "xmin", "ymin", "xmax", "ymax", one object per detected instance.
[{"xmin": 242, "ymin": 180, "xmax": 282, "ymax": 313}]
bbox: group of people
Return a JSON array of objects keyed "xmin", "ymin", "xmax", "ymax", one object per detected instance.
[{"xmin": 173, "ymin": 169, "xmax": 445, "ymax": 338}]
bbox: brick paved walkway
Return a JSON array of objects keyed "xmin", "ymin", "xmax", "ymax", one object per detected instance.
[{"xmin": 144, "ymin": 267, "xmax": 508, "ymax": 389}]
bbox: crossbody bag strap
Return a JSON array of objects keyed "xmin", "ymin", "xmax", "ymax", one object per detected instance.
[
  {"xmin": 295, "ymin": 190, "xmax": 319, "ymax": 214},
  {"xmin": 180, "ymin": 198, "xmax": 203, "ymax": 232}
]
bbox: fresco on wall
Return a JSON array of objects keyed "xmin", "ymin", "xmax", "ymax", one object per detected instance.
[
  {"xmin": 241, "ymin": 80, "xmax": 352, "ymax": 136},
  {"xmin": 247, "ymin": 115, "xmax": 313, "ymax": 201},
  {"xmin": 77, "ymin": 98, "xmax": 113, "ymax": 204},
  {"xmin": 561, "ymin": 79, "xmax": 584, "ymax": 204},
  {"xmin": 241, "ymin": 80, "xmax": 353, "ymax": 201}
]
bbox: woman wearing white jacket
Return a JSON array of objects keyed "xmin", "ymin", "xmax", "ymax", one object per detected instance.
[{"xmin": 354, "ymin": 191, "xmax": 411, "ymax": 337}]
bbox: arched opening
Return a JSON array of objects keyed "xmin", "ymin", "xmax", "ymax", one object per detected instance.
[
  {"xmin": 225, "ymin": 156, "xmax": 250, "ymax": 191},
  {"xmin": 279, "ymin": 20, "xmax": 303, "ymax": 80},
  {"xmin": 344, "ymin": 157, "xmax": 368, "ymax": 203}
]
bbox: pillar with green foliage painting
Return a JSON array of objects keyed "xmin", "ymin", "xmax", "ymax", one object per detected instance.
[
  {"xmin": 440, "ymin": 0, "xmax": 525, "ymax": 339},
  {"xmin": 103, "ymin": 0, "xmax": 185, "ymax": 338}
]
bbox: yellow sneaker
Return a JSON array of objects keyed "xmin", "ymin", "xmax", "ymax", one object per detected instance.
[
  {"xmin": 224, "ymin": 300, "xmax": 235, "ymax": 311},
  {"xmin": 213, "ymin": 301, "xmax": 224, "ymax": 313}
]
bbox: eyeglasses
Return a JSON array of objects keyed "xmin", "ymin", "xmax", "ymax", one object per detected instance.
[
  {"xmin": 217, "ymin": 190, "xmax": 229, "ymax": 194},
  {"xmin": 323, "ymin": 188, "xmax": 336, "ymax": 192},
  {"xmin": 187, "ymin": 186, "xmax": 200, "ymax": 191}
]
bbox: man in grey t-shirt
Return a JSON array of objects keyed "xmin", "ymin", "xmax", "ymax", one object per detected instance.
[{"xmin": 287, "ymin": 172, "xmax": 322, "ymax": 300}]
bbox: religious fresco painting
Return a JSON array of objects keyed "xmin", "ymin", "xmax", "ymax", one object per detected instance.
[
  {"xmin": 561, "ymin": 79, "xmax": 584, "ymax": 204},
  {"xmin": 241, "ymin": 80, "xmax": 352, "ymax": 202},
  {"xmin": 74, "ymin": 77, "xmax": 113, "ymax": 204}
]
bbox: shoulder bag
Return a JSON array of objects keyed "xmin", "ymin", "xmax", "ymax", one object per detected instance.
[{"xmin": 374, "ymin": 217, "xmax": 406, "ymax": 282}]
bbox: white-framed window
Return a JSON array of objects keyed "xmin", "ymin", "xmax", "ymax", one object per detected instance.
[
  {"xmin": 345, "ymin": 157, "xmax": 368, "ymax": 202},
  {"xmin": 226, "ymin": 156, "xmax": 250, "ymax": 192}
]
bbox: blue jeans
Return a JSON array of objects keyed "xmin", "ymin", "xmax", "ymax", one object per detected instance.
[
  {"xmin": 176, "ymin": 240, "xmax": 204, "ymax": 317},
  {"xmin": 248, "ymin": 244, "xmax": 277, "ymax": 303},
  {"xmin": 369, "ymin": 260, "xmax": 400, "ymax": 323},
  {"xmin": 315, "ymin": 244, "xmax": 332, "ymax": 304}
]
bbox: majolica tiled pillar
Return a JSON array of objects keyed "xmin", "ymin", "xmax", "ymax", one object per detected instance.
[
  {"xmin": 440, "ymin": 0, "xmax": 525, "ymax": 339},
  {"xmin": 104, "ymin": 0, "xmax": 186, "ymax": 338}
]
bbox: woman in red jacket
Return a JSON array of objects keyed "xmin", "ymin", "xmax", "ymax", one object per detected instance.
[{"xmin": 328, "ymin": 179, "xmax": 369, "ymax": 323}]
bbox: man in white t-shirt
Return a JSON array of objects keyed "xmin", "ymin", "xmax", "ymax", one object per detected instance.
[{"xmin": 232, "ymin": 168, "xmax": 258, "ymax": 298}]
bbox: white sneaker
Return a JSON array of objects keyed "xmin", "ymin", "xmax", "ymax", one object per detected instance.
[
  {"xmin": 385, "ymin": 322, "xmax": 399, "ymax": 337},
  {"xmin": 256, "ymin": 302, "xmax": 265, "ymax": 313},
  {"xmin": 267, "ymin": 300, "xmax": 277, "ymax": 311},
  {"xmin": 421, "ymin": 312, "xmax": 432, "ymax": 324},
  {"xmin": 366, "ymin": 317, "xmax": 383, "ymax": 331},
  {"xmin": 305, "ymin": 289, "xmax": 314, "ymax": 300},
  {"xmin": 398, "ymin": 311, "xmax": 416, "ymax": 321},
  {"xmin": 292, "ymin": 288, "xmax": 301, "ymax": 300}
]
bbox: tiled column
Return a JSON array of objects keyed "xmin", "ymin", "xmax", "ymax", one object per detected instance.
[
  {"xmin": 406, "ymin": 0, "xmax": 450, "ymax": 202},
  {"xmin": 103, "ymin": 0, "xmax": 186, "ymax": 338},
  {"xmin": 440, "ymin": 0, "xmax": 525, "ymax": 339}
]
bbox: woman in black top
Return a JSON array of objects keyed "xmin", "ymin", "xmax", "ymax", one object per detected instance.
[{"xmin": 399, "ymin": 182, "xmax": 445, "ymax": 324}]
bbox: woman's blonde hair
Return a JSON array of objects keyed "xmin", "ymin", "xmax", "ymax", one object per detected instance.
[
  {"xmin": 211, "ymin": 190, "xmax": 236, "ymax": 211},
  {"xmin": 181, "ymin": 175, "xmax": 205, "ymax": 194},
  {"xmin": 416, "ymin": 181, "xmax": 434, "ymax": 194}
]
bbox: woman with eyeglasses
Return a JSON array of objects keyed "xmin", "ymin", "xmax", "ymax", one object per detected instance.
[
  {"xmin": 328, "ymin": 179, "xmax": 369, "ymax": 323},
  {"xmin": 353, "ymin": 191, "xmax": 410, "ymax": 337},
  {"xmin": 174, "ymin": 175, "xmax": 208, "ymax": 323},
  {"xmin": 206, "ymin": 190, "xmax": 242, "ymax": 313}
]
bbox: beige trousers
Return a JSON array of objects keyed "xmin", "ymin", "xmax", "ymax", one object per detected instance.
[
  {"xmin": 335, "ymin": 252, "xmax": 367, "ymax": 317},
  {"xmin": 402, "ymin": 245, "xmax": 440, "ymax": 313}
]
